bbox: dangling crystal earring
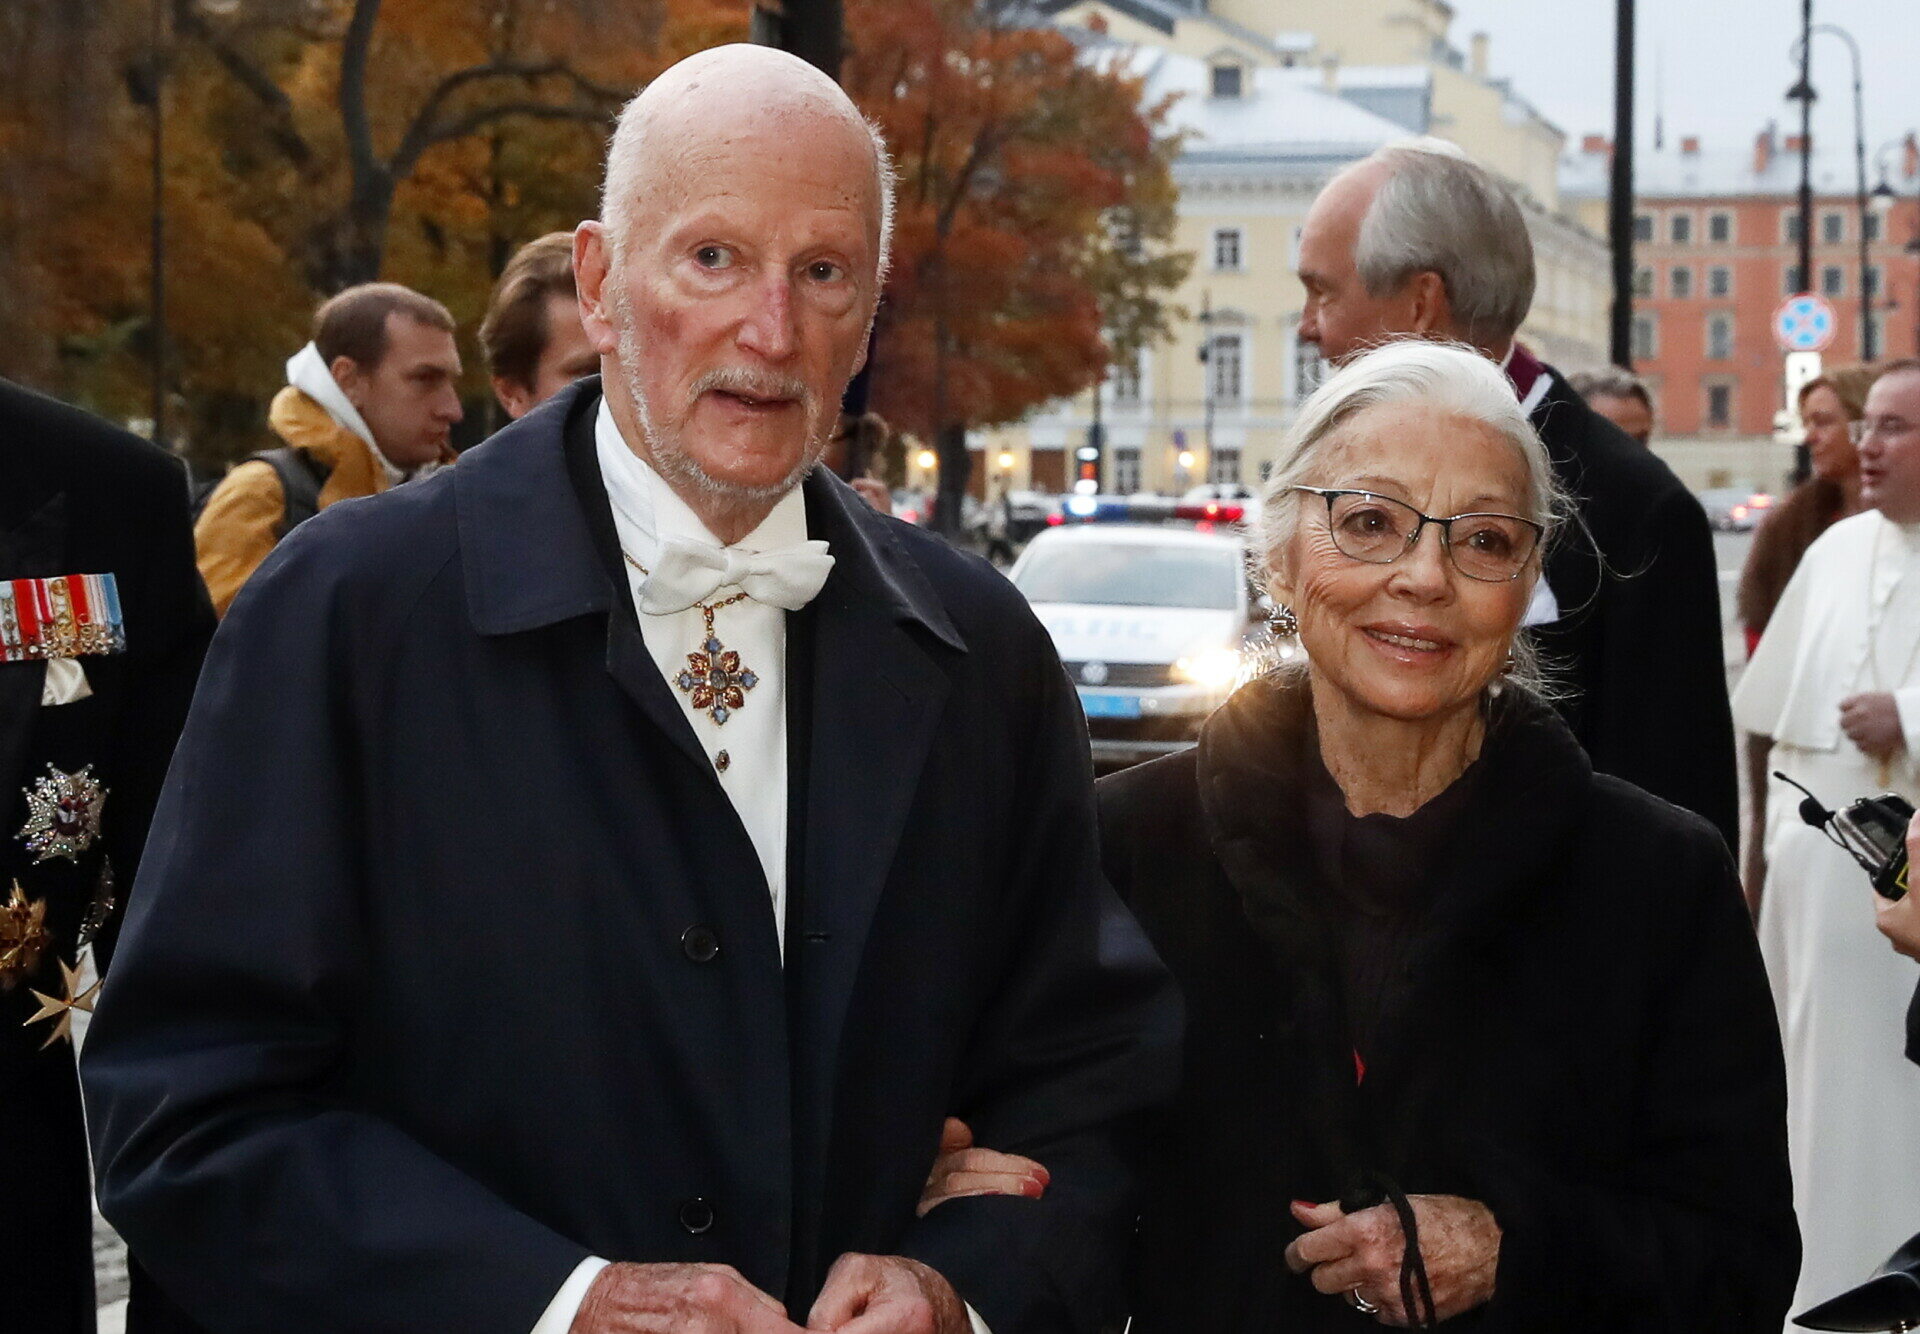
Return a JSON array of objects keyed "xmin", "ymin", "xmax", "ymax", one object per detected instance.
[{"xmin": 1268, "ymin": 602, "xmax": 1299, "ymax": 637}]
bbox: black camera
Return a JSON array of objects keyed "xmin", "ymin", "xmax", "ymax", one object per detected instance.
[{"xmin": 1774, "ymin": 773, "xmax": 1912, "ymax": 902}]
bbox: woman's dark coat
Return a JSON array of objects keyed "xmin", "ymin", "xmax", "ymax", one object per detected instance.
[{"xmin": 1099, "ymin": 675, "xmax": 1799, "ymax": 1332}]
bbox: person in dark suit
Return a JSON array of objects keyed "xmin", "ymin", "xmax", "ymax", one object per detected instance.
[
  {"xmin": 924, "ymin": 342, "xmax": 1797, "ymax": 1330},
  {"xmin": 0, "ymin": 378, "xmax": 213, "ymax": 1332},
  {"xmin": 80, "ymin": 45, "xmax": 1178, "ymax": 1334},
  {"xmin": 1294, "ymin": 138, "xmax": 1738, "ymax": 852}
]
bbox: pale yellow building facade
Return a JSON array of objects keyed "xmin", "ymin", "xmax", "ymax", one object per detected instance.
[{"xmin": 962, "ymin": 0, "xmax": 1611, "ymax": 500}]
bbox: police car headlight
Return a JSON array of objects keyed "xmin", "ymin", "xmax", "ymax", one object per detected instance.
[{"xmin": 1173, "ymin": 647, "xmax": 1244, "ymax": 690}]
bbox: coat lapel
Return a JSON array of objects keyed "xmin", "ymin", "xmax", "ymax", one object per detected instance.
[
  {"xmin": 454, "ymin": 378, "xmax": 709, "ymax": 772},
  {"xmin": 795, "ymin": 471, "xmax": 963, "ymax": 1081},
  {"xmin": 0, "ymin": 490, "xmax": 66, "ymax": 796}
]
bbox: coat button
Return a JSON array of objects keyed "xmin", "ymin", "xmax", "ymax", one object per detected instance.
[
  {"xmin": 679, "ymin": 1197, "xmax": 715, "ymax": 1234},
  {"xmin": 681, "ymin": 925, "xmax": 720, "ymax": 963}
]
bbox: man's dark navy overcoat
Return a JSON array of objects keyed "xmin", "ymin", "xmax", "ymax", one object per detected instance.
[{"xmin": 81, "ymin": 381, "xmax": 1181, "ymax": 1334}]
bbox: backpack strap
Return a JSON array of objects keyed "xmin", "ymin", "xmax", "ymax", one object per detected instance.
[{"xmin": 247, "ymin": 446, "xmax": 331, "ymax": 540}]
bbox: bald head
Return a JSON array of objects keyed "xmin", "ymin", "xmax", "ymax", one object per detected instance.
[{"xmin": 601, "ymin": 45, "xmax": 894, "ymax": 282}]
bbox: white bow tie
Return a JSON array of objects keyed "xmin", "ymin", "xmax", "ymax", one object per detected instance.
[{"xmin": 636, "ymin": 536, "xmax": 835, "ymax": 615}]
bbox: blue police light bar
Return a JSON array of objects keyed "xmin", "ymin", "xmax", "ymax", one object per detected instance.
[{"xmin": 1052, "ymin": 495, "xmax": 1246, "ymax": 525}]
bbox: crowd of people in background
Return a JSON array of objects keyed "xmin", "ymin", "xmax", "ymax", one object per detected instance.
[{"xmin": 6, "ymin": 40, "xmax": 1920, "ymax": 1334}]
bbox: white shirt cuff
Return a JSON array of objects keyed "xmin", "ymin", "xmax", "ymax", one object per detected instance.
[
  {"xmin": 966, "ymin": 1301, "xmax": 993, "ymax": 1334},
  {"xmin": 531, "ymin": 1256, "xmax": 609, "ymax": 1334}
]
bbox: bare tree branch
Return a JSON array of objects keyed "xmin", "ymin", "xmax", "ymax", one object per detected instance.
[
  {"xmin": 170, "ymin": 0, "xmax": 312, "ymax": 167},
  {"xmin": 415, "ymin": 100, "xmax": 613, "ymax": 160},
  {"xmin": 339, "ymin": 0, "xmax": 385, "ymax": 192}
]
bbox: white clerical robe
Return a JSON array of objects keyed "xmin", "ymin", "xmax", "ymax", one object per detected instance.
[{"xmin": 1733, "ymin": 508, "xmax": 1920, "ymax": 1325}]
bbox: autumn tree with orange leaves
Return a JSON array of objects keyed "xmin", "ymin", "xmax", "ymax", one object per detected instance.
[
  {"xmin": 0, "ymin": 0, "xmax": 739, "ymax": 464},
  {"xmin": 845, "ymin": 0, "xmax": 1190, "ymax": 532}
]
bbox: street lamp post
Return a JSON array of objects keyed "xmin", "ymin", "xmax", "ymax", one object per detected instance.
[
  {"xmin": 1792, "ymin": 0, "xmax": 1813, "ymax": 296},
  {"xmin": 149, "ymin": 0, "xmax": 169, "ymax": 446},
  {"xmin": 1874, "ymin": 143, "xmax": 1920, "ymax": 358},
  {"xmin": 1792, "ymin": 25, "xmax": 1874, "ymax": 357},
  {"xmin": 1608, "ymin": 0, "xmax": 1636, "ymax": 368}
]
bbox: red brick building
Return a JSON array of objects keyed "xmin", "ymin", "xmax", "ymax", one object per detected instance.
[{"xmin": 1565, "ymin": 126, "xmax": 1920, "ymax": 451}]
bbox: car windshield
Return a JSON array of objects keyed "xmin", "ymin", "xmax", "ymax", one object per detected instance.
[{"xmin": 1014, "ymin": 541, "xmax": 1241, "ymax": 610}]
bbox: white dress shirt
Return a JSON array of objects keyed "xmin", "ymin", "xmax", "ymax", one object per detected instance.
[{"xmin": 532, "ymin": 399, "xmax": 988, "ymax": 1334}]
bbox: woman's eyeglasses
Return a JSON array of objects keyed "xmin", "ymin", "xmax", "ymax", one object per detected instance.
[{"xmin": 1288, "ymin": 487, "xmax": 1544, "ymax": 583}]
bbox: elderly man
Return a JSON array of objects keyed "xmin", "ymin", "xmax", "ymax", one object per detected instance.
[
  {"xmin": 81, "ymin": 43, "xmax": 1178, "ymax": 1334},
  {"xmin": 194, "ymin": 282, "xmax": 463, "ymax": 615},
  {"xmin": 483, "ymin": 232, "xmax": 601, "ymax": 420},
  {"xmin": 1297, "ymin": 140, "xmax": 1736, "ymax": 850},
  {"xmin": 1735, "ymin": 360, "xmax": 1920, "ymax": 1322}
]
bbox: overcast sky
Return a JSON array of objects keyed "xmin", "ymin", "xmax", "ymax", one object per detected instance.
[{"xmin": 1442, "ymin": 0, "xmax": 1916, "ymax": 175}]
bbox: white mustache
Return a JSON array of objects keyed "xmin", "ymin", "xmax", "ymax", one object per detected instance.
[{"xmin": 694, "ymin": 367, "xmax": 813, "ymax": 409}]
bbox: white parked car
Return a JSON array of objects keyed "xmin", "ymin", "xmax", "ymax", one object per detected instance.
[{"xmin": 1009, "ymin": 524, "xmax": 1259, "ymax": 769}]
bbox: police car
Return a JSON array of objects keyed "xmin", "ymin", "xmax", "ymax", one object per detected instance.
[{"xmin": 1009, "ymin": 513, "xmax": 1260, "ymax": 769}]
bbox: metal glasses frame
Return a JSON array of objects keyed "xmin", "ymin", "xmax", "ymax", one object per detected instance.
[{"xmin": 1287, "ymin": 486, "xmax": 1545, "ymax": 583}]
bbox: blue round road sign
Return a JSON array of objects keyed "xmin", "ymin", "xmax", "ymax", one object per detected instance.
[{"xmin": 1774, "ymin": 295, "xmax": 1838, "ymax": 353}]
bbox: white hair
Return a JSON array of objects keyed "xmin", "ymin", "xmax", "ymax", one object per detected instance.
[
  {"xmin": 598, "ymin": 89, "xmax": 897, "ymax": 287},
  {"xmin": 1352, "ymin": 138, "xmax": 1535, "ymax": 348},
  {"xmin": 1252, "ymin": 340, "xmax": 1569, "ymax": 693}
]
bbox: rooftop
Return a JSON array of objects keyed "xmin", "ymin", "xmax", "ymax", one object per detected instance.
[{"xmin": 1563, "ymin": 128, "xmax": 1920, "ymax": 201}]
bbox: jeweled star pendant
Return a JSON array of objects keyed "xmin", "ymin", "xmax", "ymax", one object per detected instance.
[
  {"xmin": 19, "ymin": 763, "xmax": 106, "ymax": 863},
  {"xmin": 675, "ymin": 632, "xmax": 760, "ymax": 726},
  {"xmin": 24, "ymin": 956, "xmax": 99, "ymax": 1049}
]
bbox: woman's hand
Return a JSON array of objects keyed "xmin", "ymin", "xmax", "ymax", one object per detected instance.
[
  {"xmin": 915, "ymin": 1118, "xmax": 1050, "ymax": 1218},
  {"xmin": 1283, "ymin": 1195, "xmax": 1500, "ymax": 1325}
]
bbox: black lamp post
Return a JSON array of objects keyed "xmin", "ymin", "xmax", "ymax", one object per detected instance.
[
  {"xmin": 1608, "ymin": 0, "xmax": 1635, "ymax": 369},
  {"xmin": 1786, "ymin": 0, "xmax": 1814, "ymax": 298},
  {"xmin": 1791, "ymin": 25, "xmax": 1873, "ymax": 356}
]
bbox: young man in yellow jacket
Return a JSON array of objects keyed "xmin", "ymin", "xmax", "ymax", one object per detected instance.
[{"xmin": 195, "ymin": 283, "xmax": 463, "ymax": 615}]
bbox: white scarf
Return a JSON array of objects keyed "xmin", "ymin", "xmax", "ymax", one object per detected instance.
[{"xmin": 284, "ymin": 343, "xmax": 406, "ymax": 487}]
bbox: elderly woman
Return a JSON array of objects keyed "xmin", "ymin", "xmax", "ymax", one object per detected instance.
[{"xmin": 923, "ymin": 342, "xmax": 1797, "ymax": 1330}]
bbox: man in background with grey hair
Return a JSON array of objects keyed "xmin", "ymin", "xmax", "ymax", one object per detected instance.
[
  {"xmin": 82, "ymin": 43, "xmax": 1178, "ymax": 1334},
  {"xmin": 1297, "ymin": 139, "xmax": 1737, "ymax": 850},
  {"xmin": 1569, "ymin": 367, "xmax": 1656, "ymax": 446}
]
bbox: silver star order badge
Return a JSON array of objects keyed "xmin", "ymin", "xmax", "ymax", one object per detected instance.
[{"xmin": 18, "ymin": 764, "xmax": 106, "ymax": 863}]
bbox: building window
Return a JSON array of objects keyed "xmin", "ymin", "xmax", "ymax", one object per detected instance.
[
  {"xmin": 1670, "ymin": 213, "xmax": 1693, "ymax": 245},
  {"xmin": 1631, "ymin": 314, "xmax": 1658, "ymax": 361},
  {"xmin": 1822, "ymin": 211, "xmax": 1846, "ymax": 244},
  {"xmin": 1866, "ymin": 213, "xmax": 1884, "ymax": 243},
  {"xmin": 1865, "ymin": 265, "xmax": 1883, "ymax": 298},
  {"xmin": 1112, "ymin": 447, "xmax": 1142, "ymax": 495},
  {"xmin": 1707, "ymin": 383, "xmax": 1733, "ymax": 428},
  {"xmin": 1784, "ymin": 211, "xmax": 1805, "ymax": 244},
  {"xmin": 1708, "ymin": 266, "xmax": 1732, "ymax": 298},
  {"xmin": 1110, "ymin": 355, "xmax": 1142, "ymax": 406},
  {"xmin": 1212, "ymin": 228, "xmax": 1243, "ymax": 272},
  {"xmin": 1208, "ymin": 334, "xmax": 1244, "ymax": 406},
  {"xmin": 1210, "ymin": 63, "xmax": 1243, "ymax": 99},
  {"xmin": 1633, "ymin": 267, "xmax": 1654, "ymax": 298},
  {"xmin": 1207, "ymin": 447, "xmax": 1242, "ymax": 486},
  {"xmin": 1707, "ymin": 312, "xmax": 1735, "ymax": 360},
  {"xmin": 1863, "ymin": 312, "xmax": 1887, "ymax": 356},
  {"xmin": 1669, "ymin": 266, "xmax": 1694, "ymax": 300},
  {"xmin": 1633, "ymin": 214, "xmax": 1654, "ymax": 244},
  {"xmin": 1785, "ymin": 265, "xmax": 1806, "ymax": 295},
  {"xmin": 1292, "ymin": 334, "xmax": 1327, "ymax": 406},
  {"xmin": 1708, "ymin": 211, "xmax": 1734, "ymax": 244},
  {"xmin": 1822, "ymin": 265, "xmax": 1846, "ymax": 297}
]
